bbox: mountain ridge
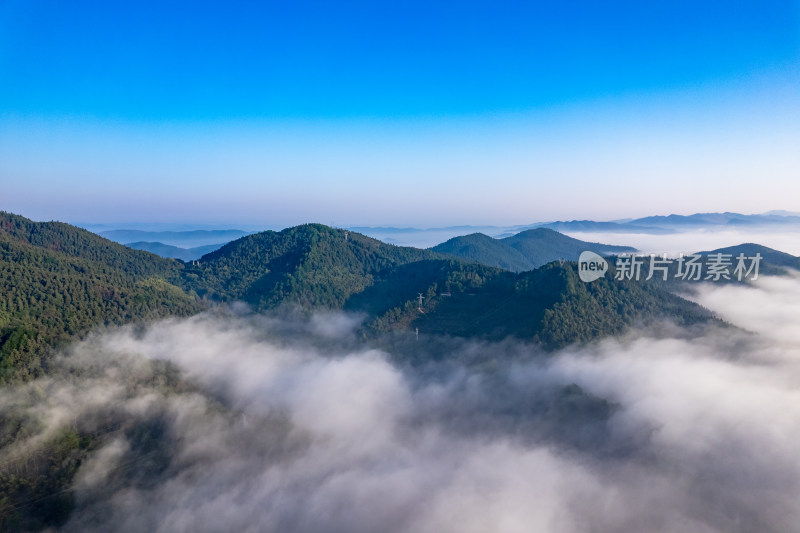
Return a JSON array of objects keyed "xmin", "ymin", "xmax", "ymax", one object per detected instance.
[
  {"xmin": 125, "ymin": 241, "xmax": 226, "ymax": 261},
  {"xmin": 101, "ymin": 228, "xmax": 251, "ymax": 247},
  {"xmin": 431, "ymin": 228, "xmax": 636, "ymax": 272},
  {"xmin": 0, "ymin": 211, "xmax": 201, "ymax": 381},
  {"xmin": 5, "ymin": 211, "xmax": 797, "ymax": 385}
]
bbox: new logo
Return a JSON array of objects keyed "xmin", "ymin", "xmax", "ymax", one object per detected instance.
[{"xmin": 578, "ymin": 251, "xmax": 608, "ymax": 282}]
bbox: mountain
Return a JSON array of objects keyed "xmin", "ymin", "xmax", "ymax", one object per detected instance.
[
  {"xmin": 515, "ymin": 212, "xmax": 800, "ymax": 235},
  {"xmin": 0, "ymin": 212, "xmax": 201, "ymax": 382},
  {"xmin": 125, "ymin": 241, "xmax": 226, "ymax": 261},
  {"xmin": 347, "ymin": 212, "xmax": 800, "ymax": 249},
  {"xmin": 0, "ymin": 212, "xmax": 793, "ymax": 531},
  {"xmin": 176, "ymin": 223, "xmax": 711, "ymax": 348},
  {"xmin": 363, "ymin": 261, "xmax": 717, "ymax": 349},
  {"xmin": 1, "ymin": 213, "xmax": 742, "ymax": 383},
  {"xmin": 762, "ymin": 210, "xmax": 800, "ymax": 217},
  {"xmin": 99, "ymin": 229, "xmax": 250, "ymax": 247},
  {"xmin": 347, "ymin": 225, "xmax": 517, "ymax": 248},
  {"xmin": 431, "ymin": 228, "xmax": 636, "ymax": 272},
  {"xmin": 185, "ymin": 224, "xmax": 713, "ymax": 348},
  {"xmin": 534, "ymin": 220, "xmax": 672, "ymax": 234},
  {"xmin": 630, "ymin": 212, "xmax": 800, "ymax": 228},
  {"xmin": 601, "ymin": 243, "xmax": 800, "ymax": 290},
  {"xmin": 703, "ymin": 243, "xmax": 800, "ymax": 269},
  {"xmin": 503, "ymin": 229, "xmax": 636, "ymax": 268},
  {"xmin": 428, "ymin": 233, "xmax": 533, "ymax": 272},
  {"xmin": 182, "ymin": 224, "xmax": 440, "ymax": 309}
]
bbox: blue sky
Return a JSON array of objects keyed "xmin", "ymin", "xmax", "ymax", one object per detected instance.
[{"xmin": 1, "ymin": 0, "xmax": 798, "ymax": 226}]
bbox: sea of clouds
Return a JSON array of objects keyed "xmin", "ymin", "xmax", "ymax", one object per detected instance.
[
  {"xmin": 2, "ymin": 273, "xmax": 800, "ymax": 532},
  {"xmin": 564, "ymin": 228, "xmax": 800, "ymax": 256}
]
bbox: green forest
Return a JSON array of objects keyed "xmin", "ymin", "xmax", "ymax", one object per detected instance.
[
  {"xmin": 0, "ymin": 211, "xmax": 728, "ymax": 385},
  {"xmin": 0, "ymin": 213, "xmax": 200, "ymax": 383},
  {"xmin": 2, "ymin": 210, "xmax": 792, "ymax": 530},
  {"xmin": 430, "ymin": 228, "xmax": 636, "ymax": 272}
]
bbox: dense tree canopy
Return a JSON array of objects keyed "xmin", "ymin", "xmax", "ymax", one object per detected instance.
[
  {"xmin": 0, "ymin": 212, "xmax": 753, "ymax": 531},
  {"xmin": 0, "ymin": 212, "xmax": 200, "ymax": 382}
]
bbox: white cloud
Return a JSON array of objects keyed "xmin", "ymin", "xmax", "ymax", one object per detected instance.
[{"xmin": 3, "ymin": 275, "xmax": 800, "ymax": 532}]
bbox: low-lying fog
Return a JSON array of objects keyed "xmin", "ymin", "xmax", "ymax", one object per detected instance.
[
  {"xmin": 2, "ymin": 274, "xmax": 799, "ymax": 532},
  {"xmin": 356, "ymin": 225, "xmax": 800, "ymax": 255},
  {"xmin": 564, "ymin": 228, "xmax": 800, "ymax": 256}
]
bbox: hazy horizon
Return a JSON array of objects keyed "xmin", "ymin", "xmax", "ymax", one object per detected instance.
[
  {"xmin": 10, "ymin": 207, "xmax": 800, "ymax": 232},
  {"xmin": 62, "ymin": 211, "xmax": 800, "ymax": 256}
]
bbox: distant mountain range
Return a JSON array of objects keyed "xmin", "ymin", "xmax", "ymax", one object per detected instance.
[
  {"xmin": 430, "ymin": 228, "xmax": 636, "ymax": 272},
  {"xmin": 351, "ymin": 211, "xmax": 800, "ymax": 244},
  {"xmin": 2, "ymin": 210, "xmax": 798, "ymax": 531},
  {"xmin": 624, "ymin": 211, "xmax": 800, "ymax": 228},
  {"xmin": 762, "ymin": 210, "xmax": 800, "ymax": 217},
  {"xmin": 528, "ymin": 220, "xmax": 672, "ymax": 234},
  {"xmin": 125, "ymin": 241, "xmax": 226, "ymax": 261},
  {"xmin": 90, "ymin": 212, "xmax": 800, "ymax": 259},
  {"xmin": 100, "ymin": 229, "xmax": 251, "ymax": 247},
  {"xmin": 527, "ymin": 212, "xmax": 800, "ymax": 234}
]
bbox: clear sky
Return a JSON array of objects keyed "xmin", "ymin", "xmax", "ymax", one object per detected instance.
[{"xmin": 1, "ymin": 0, "xmax": 798, "ymax": 227}]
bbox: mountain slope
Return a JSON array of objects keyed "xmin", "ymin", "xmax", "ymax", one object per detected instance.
[
  {"xmin": 367, "ymin": 262, "xmax": 717, "ymax": 349},
  {"xmin": 184, "ymin": 225, "xmax": 709, "ymax": 349},
  {"xmin": 182, "ymin": 224, "xmax": 442, "ymax": 309},
  {"xmin": 431, "ymin": 228, "xmax": 636, "ymax": 272},
  {"xmin": 1, "ymin": 213, "xmax": 733, "ymax": 379},
  {"xmin": 0, "ymin": 213, "xmax": 185, "ymax": 276},
  {"xmin": 428, "ymin": 233, "xmax": 532, "ymax": 272},
  {"xmin": 504, "ymin": 229, "xmax": 635, "ymax": 267},
  {"xmin": 0, "ymin": 212, "xmax": 201, "ymax": 382}
]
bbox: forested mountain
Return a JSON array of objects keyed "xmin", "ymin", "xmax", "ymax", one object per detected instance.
[
  {"xmin": 182, "ymin": 223, "xmax": 440, "ymax": 309},
  {"xmin": 364, "ymin": 261, "xmax": 716, "ymax": 349},
  {"xmin": 0, "ymin": 212, "xmax": 751, "ymax": 531},
  {"xmin": 431, "ymin": 228, "xmax": 635, "ymax": 272},
  {"xmin": 1, "ymin": 212, "xmax": 742, "ymax": 384},
  {"xmin": 1, "ymin": 213, "xmax": 185, "ymax": 276},
  {"xmin": 425, "ymin": 232, "xmax": 533, "ymax": 271},
  {"xmin": 0, "ymin": 212, "xmax": 201, "ymax": 382},
  {"xmin": 184, "ymin": 225, "xmax": 713, "ymax": 348}
]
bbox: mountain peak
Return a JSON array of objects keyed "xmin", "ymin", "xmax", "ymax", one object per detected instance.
[{"xmin": 431, "ymin": 228, "xmax": 636, "ymax": 272}]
